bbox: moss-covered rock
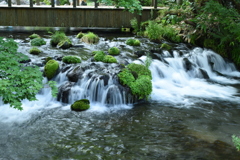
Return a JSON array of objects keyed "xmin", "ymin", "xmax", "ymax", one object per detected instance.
[
  {"xmin": 103, "ymin": 55, "xmax": 117, "ymax": 63},
  {"xmin": 118, "ymin": 63, "xmax": 152, "ymax": 99},
  {"xmin": 76, "ymin": 32, "xmax": 85, "ymax": 39},
  {"xmin": 161, "ymin": 43, "xmax": 172, "ymax": 51},
  {"xmin": 44, "ymin": 60, "xmax": 59, "ymax": 80},
  {"xmin": 108, "ymin": 47, "xmax": 120, "ymax": 55},
  {"xmin": 94, "ymin": 51, "xmax": 106, "ymax": 61},
  {"xmin": 57, "ymin": 37, "xmax": 72, "ymax": 49},
  {"xmin": 29, "ymin": 33, "xmax": 41, "ymax": 39},
  {"xmin": 29, "ymin": 47, "xmax": 41, "ymax": 55},
  {"xmin": 30, "ymin": 38, "xmax": 46, "ymax": 46},
  {"xmin": 126, "ymin": 39, "xmax": 141, "ymax": 46},
  {"xmin": 81, "ymin": 32, "xmax": 99, "ymax": 44},
  {"xmin": 50, "ymin": 31, "xmax": 67, "ymax": 47},
  {"xmin": 62, "ymin": 56, "xmax": 81, "ymax": 64},
  {"xmin": 71, "ymin": 99, "xmax": 90, "ymax": 111}
]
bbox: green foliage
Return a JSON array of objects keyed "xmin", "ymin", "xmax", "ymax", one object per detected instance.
[
  {"xmin": 29, "ymin": 33, "xmax": 40, "ymax": 39},
  {"xmin": 130, "ymin": 18, "xmax": 140, "ymax": 33},
  {"xmin": 71, "ymin": 99, "xmax": 90, "ymax": 111},
  {"xmin": 232, "ymin": 135, "xmax": 240, "ymax": 151},
  {"xmin": 29, "ymin": 47, "xmax": 41, "ymax": 55},
  {"xmin": 81, "ymin": 32, "xmax": 99, "ymax": 44},
  {"xmin": 30, "ymin": 38, "xmax": 46, "ymax": 46},
  {"xmin": 145, "ymin": 21, "xmax": 182, "ymax": 42},
  {"xmin": 108, "ymin": 47, "xmax": 120, "ymax": 55},
  {"xmin": 62, "ymin": 56, "xmax": 81, "ymax": 64},
  {"xmin": 0, "ymin": 37, "xmax": 43, "ymax": 110},
  {"xmin": 118, "ymin": 63, "xmax": 152, "ymax": 99},
  {"xmin": 103, "ymin": 55, "xmax": 117, "ymax": 63},
  {"xmin": 192, "ymin": 0, "xmax": 240, "ymax": 66},
  {"xmin": 126, "ymin": 39, "xmax": 141, "ymax": 46},
  {"xmin": 98, "ymin": 0, "xmax": 143, "ymax": 14},
  {"xmin": 50, "ymin": 31, "xmax": 67, "ymax": 47},
  {"xmin": 44, "ymin": 60, "xmax": 59, "ymax": 80},
  {"xmin": 94, "ymin": 51, "xmax": 106, "ymax": 61},
  {"xmin": 161, "ymin": 43, "xmax": 172, "ymax": 51}
]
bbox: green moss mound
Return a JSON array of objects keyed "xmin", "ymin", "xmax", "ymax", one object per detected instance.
[
  {"xmin": 30, "ymin": 38, "xmax": 46, "ymax": 46},
  {"xmin": 103, "ymin": 55, "xmax": 117, "ymax": 63},
  {"xmin": 126, "ymin": 39, "xmax": 141, "ymax": 46},
  {"xmin": 44, "ymin": 60, "xmax": 59, "ymax": 80},
  {"xmin": 50, "ymin": 31, "xmax": 67, "ymax": 47},
  {"xmin": 29, "ymin": 33, "xmax": 41, "ymax": 39},
  {"xmin": 81, "ymin": 32, "xmax": 99, "ymax": 44},
  {"xmin": 108, "ymin": 47, "xmax": 120, "ymax": 55},
  {"xmin": 71, "ymin": 99, "xmax": 90, "ymax": 111},
  {"xmin": 29, "ymin": 47, "xmax": 41, "ymax": 55},
  {"xmin": 62, "ymin": 56, "xmax": 81, "ymax": 64},
  {"xmin": 94, "ymin": 51, "xmax": 106, "ymax": 61},
  {"xmin": 118, "ymin": 63, "xmax": 152, "ymax": 99},
  {"xmin": 76, "ymin": 32, "xmax": 85, "ymax": 39}
]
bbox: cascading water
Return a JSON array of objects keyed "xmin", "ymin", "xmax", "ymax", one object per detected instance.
[{"xmin": 1, "ymin": 31, "xmax": 240, "ymax": 159}]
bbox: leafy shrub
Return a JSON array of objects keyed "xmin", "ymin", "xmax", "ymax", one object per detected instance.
[
  {"xmin": 118, "ymin": 63, "xmax": 152, "ymax": 99},
  {"xmin": 103, "ymin": 55, "xmax": 117, "ymax": 63},
  {"xmin": 62, "ymin": 56, "xmax": 81, "ymax": 64},
  {"xmin": 232, "ymin": 135, "xmax": 240, "ymax": 151},
  {"xmin": 44, "ymin": 59, "xmax": 59, "ymax": 80},
  {"xmin": 108, "ymin": 47, "xmax": 120, "ymax": 55},
  {"xmin": 29, "ymin": 47, "xmax": 41, "ymax": 55},
  {"xmin": 29, "ymin": 33, "xmax": 40, "ymax": 39},
  {"xmin": 30, "ymin": 38, "xmax": 46, "ymax": 46},
  {"xmin": 81, "ymin": 32, "xmax": 99, "ymax": 44},
  {"xmin": 71, "ymin": 99, "xmax": 90, "ymax": 111}
]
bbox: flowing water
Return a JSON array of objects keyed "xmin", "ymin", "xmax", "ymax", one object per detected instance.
[{"xmin": 0, "ymin": 27, "xmax": 240, "ymax": 160}]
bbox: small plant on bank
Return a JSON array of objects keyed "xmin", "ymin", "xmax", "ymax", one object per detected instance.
[
  {"xmin": 29, "ymin": 33, "xmax": 41, "ymax": 39},
  {"xmin": 108, "ymin": 47, "xmax": 120, "ymax": 55},
  {"xmin": 62, "ymin": 56, "xmax": 81, "ymax": 64},
  {"xmin": 29, "ymin": 47, "xmax": 41, "ymax": 55},
  {"xmin": 232, "ymin": 135, "xmax": 240, "ymax": 151},
  {"xmin": 161, "ymin": 43, "xmax": 172, "ymax": 51},
  {"xmin": 81, "ymin": 32, "xmax": 99, "ymax": 44},
  {"xmin": 126, "ymin": 39, "xmax": 141, "ymax": 46},
  {"xmin": 30, "ymin": 38, "xmax": 46, "ymax": 46}
]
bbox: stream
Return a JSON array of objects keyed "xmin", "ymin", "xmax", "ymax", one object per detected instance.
[{"xmin": 0, "ymin": 27, "xmax": 240, "ymax": 160}]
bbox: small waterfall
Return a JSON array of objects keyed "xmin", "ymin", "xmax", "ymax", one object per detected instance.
[{"xmin": 149, "ymin": 47, "xmax": 240, "ymax": 105}]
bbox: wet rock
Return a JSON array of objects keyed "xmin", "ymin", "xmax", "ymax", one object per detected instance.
[
  {"xmin": 57, "ymin": 82, "xmax": 74, "ymax": 103},
  {"xmin": 199, "ymin": 68, "xmax": 210, "ymax": 79},
  {"xmin": 134, "ymin": 50, "xmax": 146, "ymax": 57},
  {"xmin": 67, "ymin": 66, "xmax": 83, "ymax": 82},
  {"xmin": 183, "ymin": 57, "xmax": 194, "ymax": 71}
]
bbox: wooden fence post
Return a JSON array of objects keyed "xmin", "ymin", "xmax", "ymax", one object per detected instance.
[
  {"xmin": 51, "ymin": 0, "xmax": 55, "ymax": 7},
  {"xmin": 30, "ymin": 0, "xmax": 33, "ymax": 7},
  {"xmin": 73, "ymin": 0, "xmax": 76, "ymax": 8},
  {"xmin": 8, "ymin": 0, "xmax": 11, "ymax": 7}
]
